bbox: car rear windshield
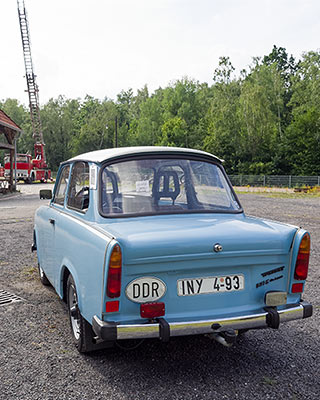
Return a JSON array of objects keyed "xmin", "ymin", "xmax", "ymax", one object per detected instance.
[{"xmin": 100, "ymin": 157, "xmax": 241, "ymax": 217}]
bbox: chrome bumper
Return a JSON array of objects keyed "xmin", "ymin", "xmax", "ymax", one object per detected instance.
[{"xmin": 92, "ymin": 301, "xmax": 312, "ymax": 342}]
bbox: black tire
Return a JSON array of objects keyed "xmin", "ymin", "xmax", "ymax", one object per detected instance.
[
  {"xmin": 38, "ymin": 263, "xmax": 50, "ymax": 286},
  {"xmin": 67, "ymin": 275, "xmax": 96, "ymax": 353}
]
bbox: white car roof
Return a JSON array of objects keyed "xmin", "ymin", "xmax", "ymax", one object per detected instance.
[{"xmin": 68, "ymin": 146, "xmax": 223, "ymax": 164}]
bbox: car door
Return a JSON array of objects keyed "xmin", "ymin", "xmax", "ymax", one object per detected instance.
[{"xmin": 44, "ymin": 164, "xmax": 71, "ymax": 284}]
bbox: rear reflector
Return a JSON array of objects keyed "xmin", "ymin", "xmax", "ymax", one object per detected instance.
[
  {"xmin": 292, "ymin": 283, "xmax": 304, "ymax": 293},
  {"xmin": 106, "ymin": 300, "xmax": 119, "ymax": 313},
  {"xmin": 107, "ymin": 244, "xmax": 122, "ymax": 298},
  {"xmin": 265, "ymin": 291, "xmax": 287, "ymax": 306},
  {"xmin": 294, "ymin": 233, "xmax": 310, "ymax": 280},
  {"xmin": 140, "ymin": 302, "xmax": 165, "ymax": 319}
]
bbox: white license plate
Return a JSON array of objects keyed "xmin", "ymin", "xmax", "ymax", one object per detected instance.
[{"xmin": 177, "ymin": 274, "xmax": 245, "ymax": 296}]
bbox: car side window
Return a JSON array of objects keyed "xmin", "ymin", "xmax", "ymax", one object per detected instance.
[
  {"xmin": 53, "ymin": 165, "xmax": 70, "ymax": 206},
  {"xmin": 67, "ymin": 161, "xmax": 90, "ymax": 212}
]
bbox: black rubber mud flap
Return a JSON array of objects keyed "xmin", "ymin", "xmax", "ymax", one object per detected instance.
[
  {"xmin": 265, "ymin": 306, "xmax": 280, "ymax": 329},
  {"xmin": 157, "ymin": 318, "xmax": 170, "ymax": 342},
  {"xmin": 301, "ymin": 301, "xmax": 313, "ymax": 318},
  {"xmin": 92, "ymin": 315, "xmax": 117, "ymax": 342}
]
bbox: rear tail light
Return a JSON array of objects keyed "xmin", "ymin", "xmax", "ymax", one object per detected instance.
[
  {"xmin": 294, "ymin": 233, "xmax": 310, "ymax": 280},
  {"xmin": 107, "ymin": 244, "xmax": 122, "ymax": 298},
  {"xmin": 140, "ymin": 302, "xmax": 165, "ymax": 319}
]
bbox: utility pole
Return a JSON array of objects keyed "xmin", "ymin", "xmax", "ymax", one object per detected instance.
[{"xmin": 114, "ymin": 116, "xmax": 118, "ymax": 148}]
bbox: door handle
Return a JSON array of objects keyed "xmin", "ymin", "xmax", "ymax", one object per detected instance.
[{"xmin": 49, "ymin": 218, "xmax": 55, "ymax": 225}]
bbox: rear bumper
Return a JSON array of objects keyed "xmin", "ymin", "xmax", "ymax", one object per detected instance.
[{"xmin": 92, "ymin": 301, "xmax": 312, "ymax": 342}]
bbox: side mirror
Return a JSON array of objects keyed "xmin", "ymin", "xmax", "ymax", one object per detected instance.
[{"xmin": 40, "ymin": 189, "xmax": 52, "ymax": 200}]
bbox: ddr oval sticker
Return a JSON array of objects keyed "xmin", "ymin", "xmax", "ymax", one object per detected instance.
[{"xmin": 126, "ymin": 277, "xmax": 166, "ymax": 303}]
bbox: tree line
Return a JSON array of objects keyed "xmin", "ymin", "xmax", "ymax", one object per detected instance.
[{"xmin": 1, "ymin": 46, "xmax": 320, "ymax": 175}]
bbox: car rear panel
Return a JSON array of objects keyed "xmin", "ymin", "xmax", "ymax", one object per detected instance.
[{"xmin": 100, "ymin": 213, "xmax": 298, "ymax": 324}]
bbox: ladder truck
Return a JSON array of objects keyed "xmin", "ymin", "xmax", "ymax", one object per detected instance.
[{"xmin": 5, "ymin": 0, "xmax": 51, "ymax": 183}]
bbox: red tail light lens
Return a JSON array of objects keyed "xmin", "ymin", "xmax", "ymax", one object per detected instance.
[
  {"xmin": 107, "ymin": 244, "xmax": 122, "ymax": 298},
  {"xmin": 140, "ymin": 302, "xmax": 165, "ymax": 319},
  {"xmin": 292, "ymin": 283, "xmax": 304, "ymax": 293},
  {"xmin": 294, "ymin": 233, "xmax": 310, "ymax": 280},
  {"xmin": 106, "ymin": 300, "xmax": 120, "ymax": 313}
]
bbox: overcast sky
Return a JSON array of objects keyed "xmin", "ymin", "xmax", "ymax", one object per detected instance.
[{"xmin": 1, "ymin": 0, "xmax": 320, "ymax": 106}]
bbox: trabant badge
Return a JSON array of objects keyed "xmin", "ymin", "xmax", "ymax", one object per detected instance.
[
  {"xmin": 214, "ymin": 243, "xmax": 223, "ymax": 253},
  {"xmin": 126, "ymin": 277, "xmax": 166, "ymax": 303}
]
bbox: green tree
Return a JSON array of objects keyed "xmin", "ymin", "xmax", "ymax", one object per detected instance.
[
  {"xmin": 263, "ymin": 45, "xmax": 298, "ymax": 128},
  {"xmin": 41, "ymin": 96, "xmax": 81, "ymax": 170},
  {"xmin": 159, "ymin": 116, "xmax": 188, "ymax": 147},
  {"xmin": 204, "ymin": 57, "xmax": 241, "ymax": 173},
  {"xmin": 129, "ymin": 90, "xmax": 164, "ymax": 146},
  {"xmin": 284, "ymin": 50, "xmax": 320, "ymax": 174},
  {"xmin": 0, "ymin": 98, "xmax": 32, "ymax": 154},
  {"xmin": 238, "ymin": 62, "xmax": 284, "ymax": 173},
  {"xmin": 71, "ymin": 96, "xmax": 116, "ymax": 155},
  {"xmin": 285, "ymin": 108, "xmax": 320, "ymax": 174}
]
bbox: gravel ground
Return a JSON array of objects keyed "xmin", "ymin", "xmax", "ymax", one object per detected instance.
[{"xmin": 0, "ymin": 184, "xmax": 319, "ymax": 400}]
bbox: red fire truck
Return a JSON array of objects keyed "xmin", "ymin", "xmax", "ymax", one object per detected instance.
[
  {"xmin": 5, "ymin": 1, "xmax": 52, "ymax": 184},
  {"xmin": 4, "ymin": 143, "xmax": 51, "ymax": 183}
]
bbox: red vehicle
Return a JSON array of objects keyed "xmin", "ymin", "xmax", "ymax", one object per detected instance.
[
  {"xmin": 7, "ymin": 1, "xmax": 51, "ymax": 184},
  {"xmin": 4, "ymin": 143, "xmax": 51, "ymax": 183}
]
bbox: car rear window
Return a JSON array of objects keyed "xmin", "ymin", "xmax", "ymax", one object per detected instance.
[{"xmin": 100, "ymin": 157, "xmax": 241, "ymax": 217}]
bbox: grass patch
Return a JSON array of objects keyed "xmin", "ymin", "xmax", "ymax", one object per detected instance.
[
  {"xmin": 262, "ymin": 376, "xmax": 277, "ymax": 386},
  {"xmin": 0, "ymin": 261, "xmax": 9, "ymax": 267},
  {"xmin": 235, "ymin": 190, "xmax": 320, "ymax": 199},
  {"xmin": 22, "ymin": 266, "xmax": 38, "ymax": 280}
]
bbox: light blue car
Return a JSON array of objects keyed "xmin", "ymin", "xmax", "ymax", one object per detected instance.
[{"xmin": 33, "ymin": 147, "xmax": 312, "ymax": 353}]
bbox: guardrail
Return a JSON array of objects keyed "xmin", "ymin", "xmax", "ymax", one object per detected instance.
[{"xmin": 229, "ymin": 175, "xmax": 320, "ymax": 188}]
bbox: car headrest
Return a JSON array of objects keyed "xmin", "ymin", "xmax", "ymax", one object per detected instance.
[{"xmin": 153, "ymin": 170, "xmax": 180, "ymax": 204}]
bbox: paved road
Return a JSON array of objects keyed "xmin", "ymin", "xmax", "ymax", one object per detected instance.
[{"xmin": 0, "ymin": 186, "xmax": 319, "ymax": 399}]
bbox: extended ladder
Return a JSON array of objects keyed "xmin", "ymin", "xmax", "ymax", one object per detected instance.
[{"xmin": 17, "ymin": 0, "xmax": 45, "ymax": 148}]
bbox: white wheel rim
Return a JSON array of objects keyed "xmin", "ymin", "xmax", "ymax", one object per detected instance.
[{"xmin": 69, "ymin": 284, "xmax": 81, "ymax": 340}]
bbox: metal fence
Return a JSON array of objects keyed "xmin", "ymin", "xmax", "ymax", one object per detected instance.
[{"xmin": 229, "ymin": 175, "xmax": 320, "ymax": 188}]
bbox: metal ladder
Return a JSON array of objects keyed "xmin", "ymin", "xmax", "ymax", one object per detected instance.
[{"xmin": 17, "ymin": 0, "xmax": 45, "ymax": 149}]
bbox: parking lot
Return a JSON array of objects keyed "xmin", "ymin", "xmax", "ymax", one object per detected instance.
[{"xmin": 0, "ymin": 183, "xmax": 319, "ymax": 400}]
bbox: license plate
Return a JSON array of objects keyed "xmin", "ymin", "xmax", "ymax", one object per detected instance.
[{"xmin": 177, "ymin": 274, "xmax": 245, "ymax": 296}]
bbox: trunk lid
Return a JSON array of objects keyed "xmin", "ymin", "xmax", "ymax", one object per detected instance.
[{"xmin": 99, "ymin": 213, "xmax": 297, "ymax": 323}]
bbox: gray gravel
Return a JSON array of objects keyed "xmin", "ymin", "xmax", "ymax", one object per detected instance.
[{"xmin": 0, "ymin": 185, "xmax": 319, "ymax": 400}]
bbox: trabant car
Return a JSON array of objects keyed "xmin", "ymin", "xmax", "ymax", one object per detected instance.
[{"xmin": 33, "ymin": 147, "xmax": 312, "ymax": 353}]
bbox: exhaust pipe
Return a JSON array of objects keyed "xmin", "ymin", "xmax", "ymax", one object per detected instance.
[{"xmin": 207, "ymin": 329, "xmax": 238, "ymax": 347}]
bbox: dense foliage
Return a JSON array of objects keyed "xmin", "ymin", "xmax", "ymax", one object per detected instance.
[{"xmin": 1, "ymin": 46, "xmax": 320, "ymax": 175}]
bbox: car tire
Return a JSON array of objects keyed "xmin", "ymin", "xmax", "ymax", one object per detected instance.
[
  {"xmin": 38, "ymin": 263, "xmax": 50, "ymax": 286},
  {"xmin": 67, "ymin": 275, "xmax": 96, "ymax": 353}
]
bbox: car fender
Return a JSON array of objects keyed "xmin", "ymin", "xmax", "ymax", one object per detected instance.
[{"xmin": 58, "ymin": 258, "xmax": 80, "ymax": 304}]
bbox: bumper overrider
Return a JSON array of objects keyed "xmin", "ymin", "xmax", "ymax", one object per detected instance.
[{"xmin": 92, "ymin": 301, "xmax": 312, "ymax": 343}]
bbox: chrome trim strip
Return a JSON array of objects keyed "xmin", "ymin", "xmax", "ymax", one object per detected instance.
[
  {"xmin": 101, "ymin": 239, "xmax": 113, "ymax": 316},
  {"xmin": 287, "ymin": 228, "xmax": 300, "ymax": 293},
  {"xmin": 115, "ymin": 304, "xmax": 305, "ymax": 340}
]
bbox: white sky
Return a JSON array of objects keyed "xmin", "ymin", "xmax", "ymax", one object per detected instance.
[{"xmin": 1, "ymin": 0, "xmax": 320, "ymax": 106}]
